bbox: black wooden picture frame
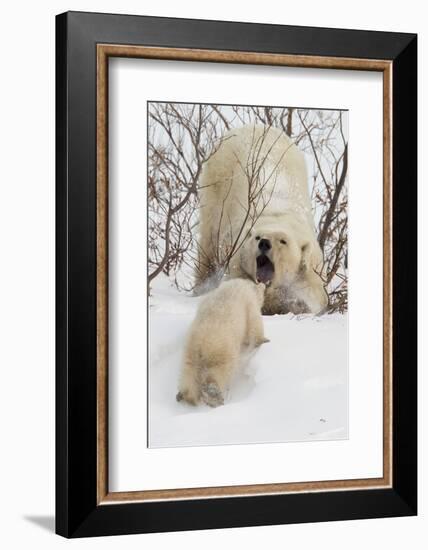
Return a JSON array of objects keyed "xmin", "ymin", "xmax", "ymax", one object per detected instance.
[{"xmin": 56, "ymin": 11, "xmax": 417, "ymax": 538}]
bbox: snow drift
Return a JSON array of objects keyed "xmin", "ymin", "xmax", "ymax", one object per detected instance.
[{"xmin": 148, "ymin": 276, "xmax": 348, "ymax": 448}]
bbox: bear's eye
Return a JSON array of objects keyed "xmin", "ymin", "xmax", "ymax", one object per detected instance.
[
  {"xmin": 280, "ymin": 239, "xmax": 287, "ymax": 245},
  {"xmin": 255, "ymin": 236, "xmax": 261, "ymax": 241}
]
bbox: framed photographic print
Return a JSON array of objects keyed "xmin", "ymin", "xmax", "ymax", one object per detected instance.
[{"xmin": 56, "ymin": 11, "xmax": 417, "ymax": 538}]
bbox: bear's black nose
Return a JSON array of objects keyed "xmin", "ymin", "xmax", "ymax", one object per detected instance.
[{"xmin": 258, "ymin": 238, "xmax": 271, "ymax": 252}]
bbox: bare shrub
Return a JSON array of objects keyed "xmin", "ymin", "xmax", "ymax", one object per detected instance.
[{"xmin": 148, "ymin": 103, "xmax": 348, "ymax": 312}]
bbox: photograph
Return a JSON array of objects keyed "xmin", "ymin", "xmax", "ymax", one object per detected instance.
[
  {"xmin": 0, "ymin": 0, "xmax": 420, "ymax": 544},
  {"xmin": 53, "ymin": 6, "xmax": 417, "ymax": 540},
  {"xmin": 147, "ymin": 102, "xmax": 349, "ymax": 448}
]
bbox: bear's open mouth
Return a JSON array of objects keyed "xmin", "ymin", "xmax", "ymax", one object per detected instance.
[{"xmin": 256, "ymin": 254, "xmax": 275, "ymax": 285}]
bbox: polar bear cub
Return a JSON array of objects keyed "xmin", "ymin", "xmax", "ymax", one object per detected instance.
[{"xmin": 176, "ymin": 279, "xmax": 268, "ymax": 407}]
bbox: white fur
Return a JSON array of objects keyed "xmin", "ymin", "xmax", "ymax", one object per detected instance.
[
  {"xmin": 196, "ymin": 124, "xmax": 328, "ymax": 314},
  {"xmin": 177, "ymin": 279, "xmax": 267, "ymax": 407}
]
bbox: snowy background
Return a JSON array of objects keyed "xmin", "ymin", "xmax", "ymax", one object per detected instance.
[
  {"xmin": 148, "ymin": 103, "xmax": 348, "ymax": 310},
  {"xmin": 148, "ymin": 277, "xmax": 348, "ymax": 448},
  {"xmin": 148, "ymin": 104, "xmax": 348, "ymax": 448}
]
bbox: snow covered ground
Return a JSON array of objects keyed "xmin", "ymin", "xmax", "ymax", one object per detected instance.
[{"xmin": 148, "ymin": 276, "xmax": 348, "ymax": 448}]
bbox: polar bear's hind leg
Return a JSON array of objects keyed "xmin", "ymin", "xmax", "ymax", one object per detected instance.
[
  {"xmin": 199, "ymin": 357, "xmax": 237, "ymax": 408},
  {"xmin": 176, "ymin": 357, "xmax": 200, "ymax": 405},
  {"xmin": 200, "ymin": 381, "xmax": 224, "ymax": 408}
]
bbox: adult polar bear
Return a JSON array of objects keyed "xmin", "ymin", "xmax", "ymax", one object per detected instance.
[{"xmin": 195, "ymin": 124, "xmax": 328, "ymax": 315}]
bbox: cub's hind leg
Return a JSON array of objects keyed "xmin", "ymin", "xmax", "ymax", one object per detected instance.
[
  {"xmin": 176, "ymin": 357, "xmax": 200, "ymax": 405},
  {"xmin": 200, "ymin": 356, "xmax": 237, "ymax": 408}
]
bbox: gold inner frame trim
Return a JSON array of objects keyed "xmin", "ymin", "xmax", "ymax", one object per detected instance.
[{"xmin": 96, "ymin": 44, "xmax": 393, "ymax": 505}]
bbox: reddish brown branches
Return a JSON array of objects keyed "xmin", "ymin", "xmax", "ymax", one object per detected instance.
[{"xmin": 148, "ymin": 104, "xmax": 348, "ymax": 312}]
